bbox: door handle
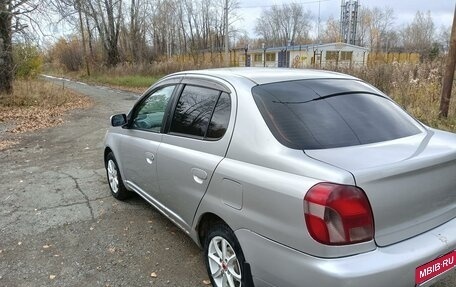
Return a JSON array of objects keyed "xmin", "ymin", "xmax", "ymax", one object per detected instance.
[
  {"xmin": 145, "ymin": 152, "xmax": 155, "ymax": 165},
  {"xmin": 191, "ymin": 168, "xmax": 207, "ymax": 184}
]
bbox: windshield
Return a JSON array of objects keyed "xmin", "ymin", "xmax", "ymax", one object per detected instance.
[{"xmin": 252, "ymin": 79, "xmax": 422, "ymax": 150}]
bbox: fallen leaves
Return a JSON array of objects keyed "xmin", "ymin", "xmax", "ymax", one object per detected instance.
[
  {"xmin": 0, "ymin": 79, "xmax": 93, "ymax": 150},
  {"xmin": 0, "ymin": 139, "xmax": 18, "ymax": 151},
  {"xmin": 0, "ymin": 100, "xmax": 90, "ymax": 134}
]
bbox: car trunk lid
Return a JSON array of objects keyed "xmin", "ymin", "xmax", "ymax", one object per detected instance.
[{"xmin": 306, "ymin": 130, "xmax": 456, "ymax": 246}]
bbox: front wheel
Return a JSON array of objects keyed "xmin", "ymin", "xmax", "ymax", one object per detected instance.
[
  {"xmin": 105, "ymin": 152, "xmax": 130, "ymax": 200},
  {"xmin": 204, "ymin": 224, "xmax": 252, "ymax": 287}
]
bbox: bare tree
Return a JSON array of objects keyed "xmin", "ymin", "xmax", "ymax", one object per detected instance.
[
  {"xmin": 255, "ymin": 3, "xmax": 313, "ymax": 46},
  {"xmin": 321, "ymin": 16, "xmax": 340, "ymax": 43},
  {"xmin": 127, "ymin": 0, "xmax": 148, "ymax": 62},
  {"xmin": 144, "ymin": 0, "xmax": 238, "ymax": 58},
  {"xmin": 368, "ymin": 7, "xmax": 395, "ymax": 52},
  {"xmin": 439, "ymin": 25, "xmax": 451, "ymax": 52},
  {"xmin": 356, "ymin": 6, "xmax": 370, "ymax": 47},
  {"xmin": 401, "ymin": 11, "xmax": 435, "ymax": 57},
  {"xmin": 0, "ymin": 0, "xmax": 39, "ymax": 94},
  {"xmin": 84, "ymin": 0, "xmax": 123, "ymax": 66},
  {"xmin": 383, "ymin": 30, "xmax": 400, "ymax": 52}
]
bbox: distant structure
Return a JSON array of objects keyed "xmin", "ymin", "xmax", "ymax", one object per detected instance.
[{"xmin": 340, "ymin": 0, "xmax": 359, "ymax": 45}]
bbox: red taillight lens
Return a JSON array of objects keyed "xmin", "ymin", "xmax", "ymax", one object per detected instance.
[{"xmin": 304, "ymin": 182, "xmax": 374, "ymax": 245}]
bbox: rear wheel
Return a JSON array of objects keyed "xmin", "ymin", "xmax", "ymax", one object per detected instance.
[
  {"xmin": 204, "ymin": 224, "xmax": 251, "ymax": 287},
  {"xmin": 105, "ymin": 152, "xmax": 130, "ymax": 200}
]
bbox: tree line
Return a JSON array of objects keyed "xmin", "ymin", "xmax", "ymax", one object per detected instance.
[
  {"xmin": 320, "ymin": 7, "xmax": 448, "ymax": 58},
  {"xmin": 0, "ymin": 0, "xmax": 453, "ymax": 95},
  {"xmin": 50, "ymin": 0, "xmax": 240, "ymax": 67}
]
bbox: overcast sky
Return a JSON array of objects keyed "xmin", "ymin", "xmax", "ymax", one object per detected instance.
[{"xmin": 235, "ymin": 0, "xmax": 454, "ymax": 37}]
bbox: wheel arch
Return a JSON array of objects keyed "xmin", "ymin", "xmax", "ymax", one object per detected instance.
[
  {"xmin": 104, "ymin": 147, "xmax": 113, "ymax": 166},
  {"xmin": 196, "ymin": 212, "xmax": 228, "ymax": 247}
]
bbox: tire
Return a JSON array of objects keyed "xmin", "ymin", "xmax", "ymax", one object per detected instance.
[
  {"xmin": 204, "ymin": 224, "xmax": 253, "ymax": 287},
  {"xmin": 105, "ymin": 152, "xmax": 131, "ymax": 200}
]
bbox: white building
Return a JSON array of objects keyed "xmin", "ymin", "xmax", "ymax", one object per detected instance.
[{"xmin": 239, "ymin": 42, "xmax": 369, "ymax": 68}]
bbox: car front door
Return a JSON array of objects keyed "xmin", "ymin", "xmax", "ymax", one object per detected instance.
[
  {"xmin": 118, "ymin": 81, "xmax": 178, "ymax": 199},
  {"xmin": 156, "ymin": 78, "xmax": 235, "ymax": 230}
]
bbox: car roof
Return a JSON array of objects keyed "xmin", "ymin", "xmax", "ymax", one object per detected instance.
[{"xmin": 170, "ymin": 67, "xmax": 358, "ymax": 85}]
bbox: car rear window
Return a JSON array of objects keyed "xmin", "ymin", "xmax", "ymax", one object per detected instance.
[{"xmin": 252, "ymin": 80, "xmax": 422, "ymax": 150}]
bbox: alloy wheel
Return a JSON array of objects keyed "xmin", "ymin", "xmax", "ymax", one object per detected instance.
[
  {"xmin": 107, "ymin": 159, "xmax": 119, "ymax": 194},
  {"xmin": 208, "ymin": 236, "xmax": 242, "ymax": 287}
]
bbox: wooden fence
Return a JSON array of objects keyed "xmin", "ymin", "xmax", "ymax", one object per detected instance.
[{"xmin": 367, "ymin": 52, "xmax": 420, "ymax": 66}]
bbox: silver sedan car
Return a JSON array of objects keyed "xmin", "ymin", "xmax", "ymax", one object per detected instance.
[{"xmin": 104, "ymin": 68, "xmax": 456, "ymax": 287}]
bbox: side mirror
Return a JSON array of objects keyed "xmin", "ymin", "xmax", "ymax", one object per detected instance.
[{"xmin": 110, "ymin": 114, "xmax": 127, "ymax": 127}]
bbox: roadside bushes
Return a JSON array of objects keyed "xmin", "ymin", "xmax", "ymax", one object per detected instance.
[
  {"xmin": 13, "ymin": 44, "xmax": 43, "ymax": 79},
  {"xmin": 49, "ymin": 37, "xmax": 84, "ymax": 72}
]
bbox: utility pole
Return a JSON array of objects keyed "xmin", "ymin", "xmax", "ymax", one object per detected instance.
[
  {"xmin": 440, "ymin": 4, "xmax": 456, "ymax": 118},
  {"xmin": 317, "ymin": 0, "xmax": 321, "ymax": 44},
  {"xmin": 224, "ymin": 0, "xmax": 229, "ymax": 67}
]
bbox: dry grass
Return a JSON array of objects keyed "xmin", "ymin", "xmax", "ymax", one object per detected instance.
[
  {"xmin": 333, "ymin": 60, "xmax": 456, "ymax": 133},
  {"xmin": 44, "ymin": 59, "xmax": 221, "ymax": 91},
  {"xmin": 0, "ymin": 79, "xmax": 92, "ymax": 150}
]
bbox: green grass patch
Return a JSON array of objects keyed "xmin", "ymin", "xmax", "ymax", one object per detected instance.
[{"xmin": 85, "ymin": 74, "xmax": 161, "ymax": 89}]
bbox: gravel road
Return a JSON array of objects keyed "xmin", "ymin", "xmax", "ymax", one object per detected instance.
[{"xmin": 0, "ymin": 76, "xmax": 454, "ymax": 287}]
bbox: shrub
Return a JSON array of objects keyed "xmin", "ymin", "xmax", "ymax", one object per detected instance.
[
  {"xmin": 13, "ymin": 44, "xmax": 43, "ymax": 79},
  {"xmin": 50, "ymin": 37, "xmax": 83, "ymax": 72}
]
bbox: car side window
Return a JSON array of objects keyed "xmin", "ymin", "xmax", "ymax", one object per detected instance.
[
  {"xmin": 170, "ymin": 85, "xmax": 230, "ymax": 140},
  {"xmin": 206, "ymin": 92, "xmax": 231, "ymax": 140},
  {"xmin": 131, "ymin": 85, "xmax": 175, "ymax": 132}
]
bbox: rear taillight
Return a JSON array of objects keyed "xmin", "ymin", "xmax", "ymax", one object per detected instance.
[{"xmin": 304, "ymin": 182, "xmax": 374, "ymax": 245}]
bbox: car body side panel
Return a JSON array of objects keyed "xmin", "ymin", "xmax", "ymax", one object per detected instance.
[
  {"xmin": 117, "ymin": 129, "xmax": 162, "ymax": 195},
  {"xmin": 195, "ymin": 158, "xmax": 376, "ymax": 258},
  {"xmin": 156, "ymin": 139, "xmax": 225, "ymax": 228}
]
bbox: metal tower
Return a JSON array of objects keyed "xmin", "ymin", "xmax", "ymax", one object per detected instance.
[{"xmin": 340, "ymin": 0, "xmax": 359, "ymax": 45}]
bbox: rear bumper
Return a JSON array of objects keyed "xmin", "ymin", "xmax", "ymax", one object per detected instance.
[{"xmin": 235, "ymin": 217, "xmax": 456, "ymax": 287}]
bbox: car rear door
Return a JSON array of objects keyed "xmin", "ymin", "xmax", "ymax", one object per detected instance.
[{"xmin": 156, "ymin": 77, "xmax": 236, "ymax": 229}]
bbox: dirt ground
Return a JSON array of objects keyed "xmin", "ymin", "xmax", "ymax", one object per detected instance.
[{"xmin": 0, "ymin": 77, "xmax": 454, "ymax": 287}]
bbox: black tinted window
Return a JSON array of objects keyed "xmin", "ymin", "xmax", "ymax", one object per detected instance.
[
  {"xmin": 170, "ymin": 85, "xmax": 220, "ymax": 138},
  {"xmin": 253, "ymin": 80, "xmax": 421, "ymax": 149},
  {"xmin": 206, "ymin": 92, "xmax": 231, "ymax": 140}
]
